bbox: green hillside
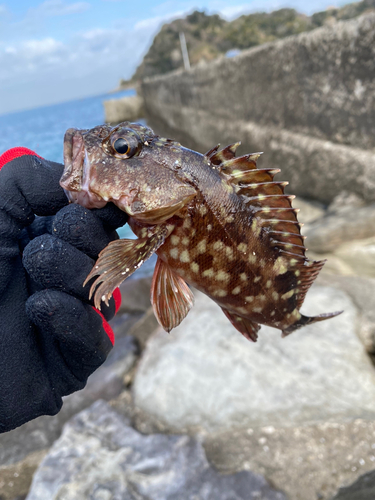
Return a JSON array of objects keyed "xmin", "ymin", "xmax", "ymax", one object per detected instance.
[{"xmin": 128, "ymin": 0, "xmax": 375, "ymax": 83}]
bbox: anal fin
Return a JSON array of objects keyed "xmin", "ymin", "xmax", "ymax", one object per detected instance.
[
  {"xmin": 84, "ymin": 225, "xmax": 168, "ymax": 309},
  {"xmin": 222, "ymin": 308, "xmax": 260, "ymax": 342},
  {"xmin": 151, "ymin": 257, "xmax": 195, "ymax": 332}
]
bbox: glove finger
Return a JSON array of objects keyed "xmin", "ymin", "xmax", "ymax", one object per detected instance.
[
  {"xmin": 92, "ymin": 202, "xmax": 129, "ymax": 231},
  {"xmin": 26, "ymin": 290, "xmax": 114, "ymax": 395},
  {"xmin": 19, "ymin": 215, "xmax": 54, "ymax": 252},
  {"xmin": 52, "ymin": 204, "xmax": 117, "ymax": 260},
  {"xmin": 22, "ymin": 233, "xmax": 117, "ymax": 321}
]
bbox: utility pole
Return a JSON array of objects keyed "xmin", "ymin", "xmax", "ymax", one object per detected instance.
[{"xmin": 179, "ymin": 32, "xmax": 191, "ymax": 70}]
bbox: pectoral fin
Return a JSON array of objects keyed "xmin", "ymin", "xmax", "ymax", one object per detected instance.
[
  {"xmin": 151, "ymin": 257, "xmax": 195, "ymax": 332},
  {"xmin": 222, "ymin": 308, "xmax": 260, "ymax": 342},
  {"xmin": 85, "ymin": 225, "xmax": 169, "ymax": 310}
]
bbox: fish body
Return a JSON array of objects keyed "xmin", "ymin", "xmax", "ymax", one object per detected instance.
[{"xmin": 60, "ymin": 122, "xmax": 341, "ymax": 341}]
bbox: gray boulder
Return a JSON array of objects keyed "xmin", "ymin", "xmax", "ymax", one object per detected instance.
[
  {"xmin": 133, "ymin": 286, "xmax": 375, "ymax": 433},
  {"xmin": 316, "ymin": 274, "xmax": 375, "ymax": 354},
  {"xmin": 104, "ymin": 95, "xmax": 144, "ymax": 124},
  {"xmin": 331, "ymin": 470, "xmax": 375, "ymax": 500},
  {"xmin": 26, "ymin": 400, "xmax": 287, "ymax": 500},
  {"xmin": 303, "ymin": 204, "xmax": 375, "ymax": 253},
  {"xmin": 206, "ymin": 419, "xmax": 375, "ymax": 500}
]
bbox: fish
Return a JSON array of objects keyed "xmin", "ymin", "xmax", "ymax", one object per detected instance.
[{"xmin": 60, "ymin": 121, "xmax": 342, "ymax": 342}]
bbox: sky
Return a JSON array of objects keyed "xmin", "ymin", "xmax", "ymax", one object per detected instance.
[{"xmin": 0, "ymin": 0, "xmax": 354, "ymax": 115}]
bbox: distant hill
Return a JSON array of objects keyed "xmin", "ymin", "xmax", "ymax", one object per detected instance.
[{"xmin": 127, "ymin": 0, "xmax": 375, "ymax": 83}]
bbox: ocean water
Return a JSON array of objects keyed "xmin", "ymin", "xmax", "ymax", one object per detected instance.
[
  {"xmin": 0, "ymin": 89, "xmax": 136, "ymax": 162},
  {"xmin": 0, "ymin": 89, "xmax": 157, "ymax": 274}
]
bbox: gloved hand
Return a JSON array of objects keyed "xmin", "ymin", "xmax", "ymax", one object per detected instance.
[{"xmin": 0, "ymin": 148, "xmax": 128, "ymax": 433}]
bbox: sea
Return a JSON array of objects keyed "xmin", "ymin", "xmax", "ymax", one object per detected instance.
[{"xmin": 0, "ymin": 88, "xmax": 157, "ymax": 276}]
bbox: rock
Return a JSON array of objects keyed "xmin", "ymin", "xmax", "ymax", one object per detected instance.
[
  {"xmin": 127, "ymin": 306, "xmax": 159, "ymax": 351},
  {"xmin": 331, "ymin": 469, "xmax": 375, "ymax": 500},
  {"xmin": 118, "ymin": 277, "xmax": 152, "ymax": 314},
  {"xmin": 103, "ymin": 95, "xmax": 144, "ymax": 124},
  {"xmin": 26, "ymin": 400, "xmax": 287, "ymax": 500},
  {"xmin": 0, "ymin": 335, "xmax": 138, "ymax": 467},
  {"xmin": 303, "ymin": 204, "xmax": 375, "ymax": 253},
  {"xmin": 132, "ymin": 286, "xmax": 375, "ymax": 433},
  {"xmin": 327, "ymin": 191, "xmax": 365, "ymax": 214},
  {"xmin": 307, "ymin": 251, "xmax": 355, "ymax": 276},
  {"xmin": 316, "ymin": 274, "xmax": 375, "ymax": 354},
  {"xmin": 333, "ymin": 237, "xmax": 375, "ymax": 278},
  {"xmin": 205, "ymin": 419, "xmax": 375, "ymax": 500},
  {"xmin": 142, "ymin": 13, "xmax": 375, "ymax": 204},
  {"xmin": 0, "ymin": 450, "xmax": 47, "ymax": 500}
]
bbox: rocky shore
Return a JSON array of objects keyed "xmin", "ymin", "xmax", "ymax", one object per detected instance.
[{"xmin": 1, "ymin": 193, "xmax": 375, "ymax": 500}]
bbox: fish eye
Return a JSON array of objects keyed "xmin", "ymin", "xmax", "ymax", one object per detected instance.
[
  {"xmin": 105, "ymin": 128, "xmax": 142, "ymax": 159},
  {"xmin": 113, "ymin": 138, "xmax": 130, "ymax": 155}
]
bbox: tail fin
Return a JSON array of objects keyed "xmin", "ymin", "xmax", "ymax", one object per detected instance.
[{"xmin": 282, "ymin": 310, "xmax": 343, "ymax": 338}]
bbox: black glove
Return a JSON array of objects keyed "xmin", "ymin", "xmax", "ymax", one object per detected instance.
[{"xmin": 0, "ymin": 148, "xmax": 128, "ymax": 433}]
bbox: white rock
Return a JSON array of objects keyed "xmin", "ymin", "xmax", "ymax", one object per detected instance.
[{"xmin": 133, "ymin": 286, "xmax": 375, "ymax": 432}]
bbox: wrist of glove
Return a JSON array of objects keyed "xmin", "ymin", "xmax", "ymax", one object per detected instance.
[{"xmin": 0, "ymin": 149, "xmax": 128, "ymax": 433}]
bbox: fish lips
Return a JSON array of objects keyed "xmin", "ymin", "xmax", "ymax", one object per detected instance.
[{"xmin": 60, "ymin": 129, "xmax": 107, "ymax": 209}]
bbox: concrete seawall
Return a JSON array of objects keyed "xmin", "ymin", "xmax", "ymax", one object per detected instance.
[{"xmin": 141, "ymin": 13, "xmax": 375, "ymax": 204}]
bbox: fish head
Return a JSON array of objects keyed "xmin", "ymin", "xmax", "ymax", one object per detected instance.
[{"xmin": 60, "ymin": 122, "xmax": 196, "ymax": 223}]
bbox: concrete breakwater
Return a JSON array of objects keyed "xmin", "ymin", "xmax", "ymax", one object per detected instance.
[{"xmin": 141, "ymin": 12, "xmax": 375, "ymax": 204}]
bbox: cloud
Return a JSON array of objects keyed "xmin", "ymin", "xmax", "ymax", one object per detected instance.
[{"xmin": 32, "ymin": 0, "xmax": 90, "ymax": 17}]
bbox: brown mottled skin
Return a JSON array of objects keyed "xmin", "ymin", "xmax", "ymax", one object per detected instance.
[{"xmin": 60, "ymin": 122, "xmax": 341, "ymax": 341}]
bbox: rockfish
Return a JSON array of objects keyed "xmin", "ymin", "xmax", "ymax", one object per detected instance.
[{"xmin": 60, "ymin": 122, "xmax": 341, "ymax": 341}]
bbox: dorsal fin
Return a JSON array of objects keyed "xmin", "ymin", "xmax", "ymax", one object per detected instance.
[
  {"xmin": 205, "ymin": 144, "xmax": 220, "ymax": 158},
  {"xmin": 207, "ymin": 142, "xmax": 241, "ymax": 165},
  {"xmin": 213, "ymin": 144, "xmax": 306, "ymax": 260}
]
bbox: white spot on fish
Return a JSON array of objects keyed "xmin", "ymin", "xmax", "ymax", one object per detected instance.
[
  {"xmin": 202, "ymin": 268, "xmax": 214, "ymax": 278},
  {"xmin": 237, "ymin": 243, "xmax": 247, "ymax": 253},
  {"xmin": 240, "ymin": 273, "xmax": 247, "ymax": 282},
  {"xmin": 248, "ymin": 254, "xmax": 256, "ymax": 264},
  {"xmin": 281, "ymin": 289, "xmax": 294, "ymax": 300},
  {"xmin": 190, "ymin": 262, "xmax": 199, "ymax": 273},
  {"xmin": 213, "ymin": 289, "xmax": 227, "ymax": 297},
  {"xmin": 254, "ymin": 276, "xmax": 261, "ymax": 283},
  {"xmin": 171, "ymin": 235, "xmax": 180, "ymax": 245},
  {"xmin": 182, "ymin": 237, "xmax": 189, "ymax": 246},
  {"xmin": 199, "ymin": 205, "xmax": 208, "ymax": 216},
  {"xmin": 216, "ymin": 270, "xmax": 230, "ymax": 282},
  {"xmin": 180, "ymin": 250, "xmax": 190, "ymax": 263},
  {"xmin": 272, "ymin": 292, "xmax": 279, "ymax": 301},
  {"xmin": 274, "ymin": 257, "xmax": 288, "ymax": 275},
  {"xmin": 253, "ymin": 307, "xmax": 262, "ymax": 313},
  {"xmin": 232, "ymin": 286, "xmax": 241, "ymax": 295},
  {"xmin": 213, "ymin": 241, "xmax": 225, "ymax": 251},
  {"xmin": 225, "ymin": 246, "xmax": 234, "ymax": 260},
  {"xmin": 170, "ymin": 248, "xmax": 179, "ymax": 259},
  {"xmin": 196, "ymin": 239, "xmax": 207, "ymax": 254}
]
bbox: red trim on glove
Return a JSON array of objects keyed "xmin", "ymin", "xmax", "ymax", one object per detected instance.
[
  {"xmin": 93, "ymin": 308, "xmax": 115, "ymax": 346},
  {"xmin": 113, "ymin": 288, "xmax": 121, "ymax": 314},
  {"xmin": 0, "ymin": 148, "xmax": 42, "ymax": 170}
]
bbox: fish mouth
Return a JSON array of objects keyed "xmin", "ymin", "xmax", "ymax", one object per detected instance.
[{"xmin": 60, "ymin": 129, "xmax": 107, "ymax": 209}]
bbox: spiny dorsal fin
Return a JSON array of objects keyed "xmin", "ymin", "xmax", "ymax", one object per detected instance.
[
  {"xmin": 205, "ymin": 144, "xmax": 220, "ymax": 159},
  {"xmin": 215, "ymin": 144, "xmax": 306, "ymax": 260},
  {"xmin": 208, "ymin": 142, "xmax": 242, "ymax": 165},
  {"xmin": 221, "ymin": 152, "xmax": 262, "ymax": 174}
]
